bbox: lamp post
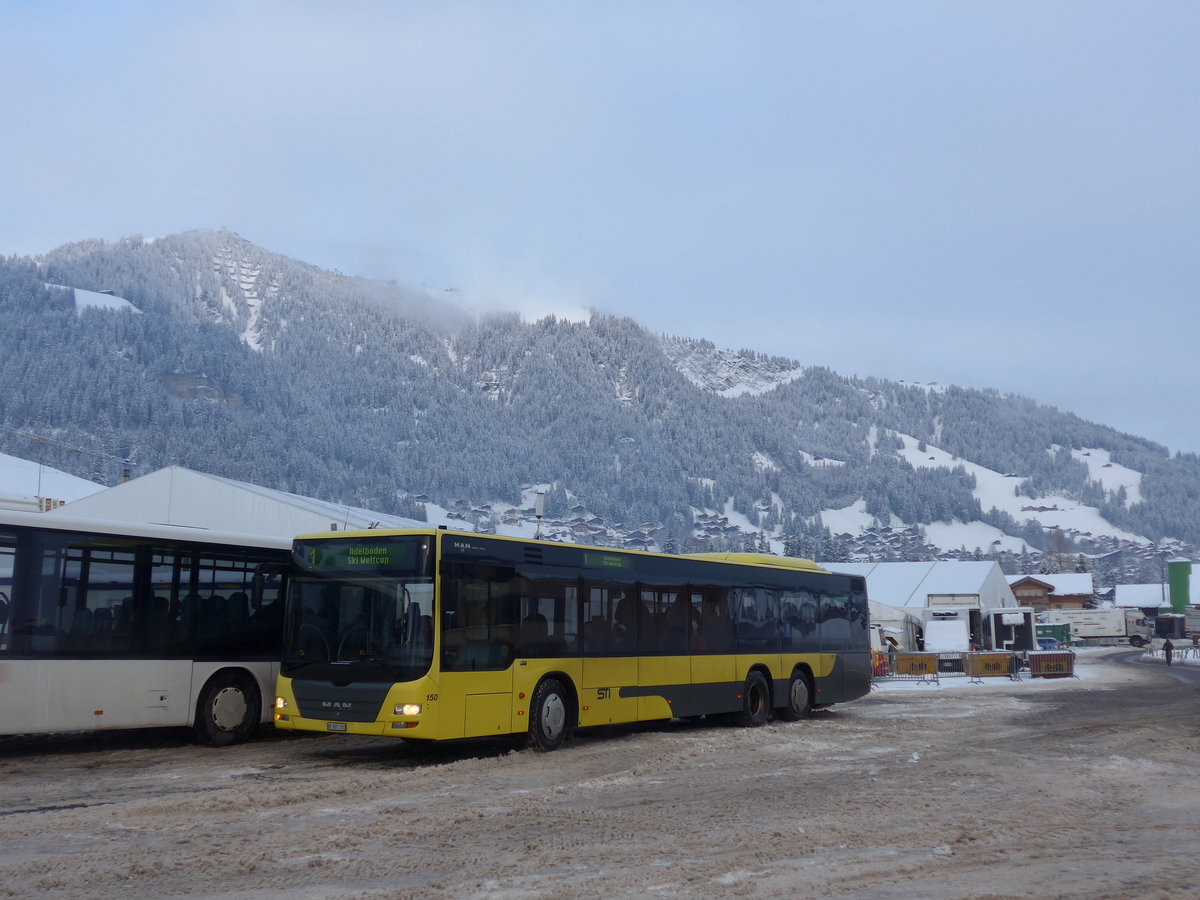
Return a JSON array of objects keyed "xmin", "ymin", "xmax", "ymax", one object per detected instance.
[{"xmin": 535, "ymin": 491, "xmax": 545, "ymax": 540}]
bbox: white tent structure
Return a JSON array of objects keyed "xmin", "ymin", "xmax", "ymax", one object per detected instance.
[
  {"xmin": 822, "ymin": 560, "xmax": 1022, "ymax": 651},
  {"xmin": 44, "ymin": 466, "xmax": 423, "ymax": 539},
  {"xmin": 868, "ymin": 599, "xmax": 922, "ymax": 652},
  {"xmin": 821, "ymin": 560, "xmax": 1018, "ymax": 612},
  {"xmin": 0, "ymin": 451, "xmax": 107, "ymax": 512}
]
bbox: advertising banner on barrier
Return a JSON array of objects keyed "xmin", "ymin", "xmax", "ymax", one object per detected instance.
[
  {"xmin": 893, "ymin": 653, "xmax": 939, "ymax": 677},
  {"xmin": 1028, "ymin": 650, "xmax": 1076, "ymax": 678},
  {"xmin": 964, "ymin": 652, "xmax": 1015, "ymax": 680}
]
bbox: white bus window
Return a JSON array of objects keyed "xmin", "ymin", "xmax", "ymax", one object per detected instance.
[
  {"xmin": 31, "ymin": 541, "xmax": 138, "ymax": 655},
  {"xmin": 0, "ymin": 535, "xmax": 15, "ymax": 653},
  {"xmin": 147, "ymin": 549, "xmax": 186, "ymax": 652}
]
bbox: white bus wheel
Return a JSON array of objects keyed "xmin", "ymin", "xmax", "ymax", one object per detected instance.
[{"xmin": 194, "ymin": 671, "xmax": 260, "ymax": 747}]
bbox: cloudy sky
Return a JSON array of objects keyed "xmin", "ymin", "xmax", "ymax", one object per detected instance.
[{"xmin": 4, "ymin": 1, "xmax": 1197, "ymax": 453}]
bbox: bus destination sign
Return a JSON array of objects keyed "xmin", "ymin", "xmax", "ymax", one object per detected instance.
[
  {"xmin": 305, "ymin": 540, "xmax": 409, "ymax": 570},
  {"xmin": 583, "ymin": 551, "xmax": 630, "ymax": 570}
]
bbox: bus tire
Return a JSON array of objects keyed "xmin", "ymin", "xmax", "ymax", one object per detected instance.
[
  {"xmin": 776, "ymin": 671, "xmax": 812, "ymax": 722},
  {"xmin": 528, "ymin": 678, "xmax": 572, "ymax": 752},
  {"xmin": 193, "ymin": 670, "xmax": 261, "ymax": 747},
  {"xmin": 736, "ymin": 670, "xmax": 771, "ymax": 728}
]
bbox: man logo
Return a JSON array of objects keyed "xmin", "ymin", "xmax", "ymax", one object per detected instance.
[{"xmin": 321, "ymin": 701, "xmax": 352, "ymax": 710}]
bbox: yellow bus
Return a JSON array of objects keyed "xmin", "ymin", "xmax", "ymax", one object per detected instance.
[{"xmin": 273, "ymin": 529, "xmax": 870, "ymax": 750}]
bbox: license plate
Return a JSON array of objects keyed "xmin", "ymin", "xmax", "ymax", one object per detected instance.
[{"xmin": 326, "ymin": 722, "xmax": 347, "ymax": 732}]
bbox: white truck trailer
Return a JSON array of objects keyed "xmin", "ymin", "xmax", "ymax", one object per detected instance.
[{"xmin": 1039, "ymin": 608, "xmax": 1153, "ymax": 647}]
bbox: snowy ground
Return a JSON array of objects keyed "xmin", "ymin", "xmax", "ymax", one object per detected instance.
[{"xmin": 2, "ymin": 648, "xmax": 1198, "ymax": 899}]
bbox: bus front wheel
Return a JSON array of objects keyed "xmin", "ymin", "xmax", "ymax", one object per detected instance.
[
  {"xmin": 736, "ymin": 671, "xmax": 771, "ymax": 728},
  {"xmin": 775, "ymin": 671, "xmax": 812, "ymax": 722},
  {"xmin": 193, "ymin": 670, "xmax": 261, "ymax": 747},
  {"xmin": 528, "ymin": 678, "xmax": 572, "ymax": 752}
]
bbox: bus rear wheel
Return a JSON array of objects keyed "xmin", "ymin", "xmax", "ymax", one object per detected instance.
[
  {"xmin": 736, "ymin": 671, "xmax": 771, "ymax": 728},
  {"xmin": 776, "ymin": 672, "xmax": 812, "ymax": 722},
  {"xmin": 193, "ymin": 671, "xmax": 261, "ymax": 747},
  {"xmin": 528, "ymin": 678, "xmax": 572, "ymax": 752}
]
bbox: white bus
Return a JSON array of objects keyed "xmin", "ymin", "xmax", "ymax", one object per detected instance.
[{"xmin": 0, "ymin": 508, "xmax": 290, "ymax": 744}]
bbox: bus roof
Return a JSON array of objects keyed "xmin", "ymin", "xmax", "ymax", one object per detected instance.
[
  {"xmin": 686, "ymin": 552, "xmax": 830, "ymax": 574},
  {"xmin": 291, "ymin": 528, "xmax": 829, "ymax": 574},
  {"xmin": 0, "ymin": 507, "xmax": 293, "ymax": 550}
]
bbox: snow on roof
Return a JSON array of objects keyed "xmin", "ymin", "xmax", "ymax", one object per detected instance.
[
  {"xmin": 1007, "ymin": 572, "xmax": 1094, "ymax": 595},
  {"xmin": 0, "ymin": 451, "xmax": 107, "ymax": 509},
  {"xmin": 1114, "ymin": 581, "xmax": 1200, "ymax": 608}
]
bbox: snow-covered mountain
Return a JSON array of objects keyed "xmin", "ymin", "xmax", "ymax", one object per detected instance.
[
  {"xmin": 1, "ymin": 229, "xmax": 1196, "ymax": 587},
  {"xmin": 658, "ymin": 335, "xmax": 806, "ymax": 397}
]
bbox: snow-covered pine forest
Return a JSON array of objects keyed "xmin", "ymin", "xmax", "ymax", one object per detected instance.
[{"xmin": 1, "ymin": 230, "xmax": 1197, "ymax": 589}]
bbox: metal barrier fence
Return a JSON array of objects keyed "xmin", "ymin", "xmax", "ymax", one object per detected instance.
[
  {"xmin": 871, "ymin": 650, "xmax": 889, "ymax": 677},
  {"xmin": 937, "ymin": 653, "xmax": 965, "ymax": 675},
  {"xmin": 889, "ymin": 652, "xmax": 940, "ymax": 684},
  {"xmin": 1142, "ymin": 645, "xmax": 1200, "ymax": 664},
  {"xmin": 873, "ymin": 649, "xmax": 1073, "ymax": 684}
]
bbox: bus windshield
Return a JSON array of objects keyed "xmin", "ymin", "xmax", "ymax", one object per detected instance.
[{"xmin": 282, "ymin": 535, "xmax": 435, "ymax": 681}]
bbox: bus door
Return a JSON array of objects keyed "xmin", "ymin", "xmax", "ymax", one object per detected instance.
[
  {"xmin": 439, "ymin": 563, "xmax": 515, "ymax": 739},
  {"xmin": 636, "ymin": 586, "xmax": 692, "ymax": 721},
  {"xmin": 843, "ymin": 581, "xmax": 871, "ymax": 699},
  {"xmin": 580, "ymin": 581, "xmax": 639, "ymax": 726},
  {"xmin": 0, "ymin": 531, "xmax": 16, "ymax": 655},
  {"xmin": 818, "ymin": 589, "xmax": 850, "ymax": 704},
  {"xmin": 691, "ymin": 586, "xmax": 736, "ymax": 692}
]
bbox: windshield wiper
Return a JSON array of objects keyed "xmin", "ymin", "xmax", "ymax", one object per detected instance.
[
  {"xmin": 283, "ymin": 659, "xmax": 322, "ymax": 672},
  {"xmin": 334, "ymin": 654, "xmax": 398, "ymax": 672}
]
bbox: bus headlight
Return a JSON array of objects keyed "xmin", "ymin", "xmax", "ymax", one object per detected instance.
[
  {"xmin": 394, "ymin": 703, "xmax": 422, "ymax": 716},
  {"xmin": 275, "ymin": 697, "xmax": 289, "ymax": 710}
]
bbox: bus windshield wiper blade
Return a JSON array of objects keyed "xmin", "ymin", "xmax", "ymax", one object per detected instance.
[{"xmin": 336, "ymin": 655, "xmax": 397, "ymax": 671}]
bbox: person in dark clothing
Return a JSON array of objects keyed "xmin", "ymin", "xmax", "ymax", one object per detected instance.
[{"xmin": 1163, "ymin": 638, "xmax": 1174, "ymax": 666}]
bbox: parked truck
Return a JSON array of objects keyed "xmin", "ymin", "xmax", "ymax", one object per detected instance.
[{"xmin": 1039, "ymin": 608, "xmax": 1153, "ymax": 647}]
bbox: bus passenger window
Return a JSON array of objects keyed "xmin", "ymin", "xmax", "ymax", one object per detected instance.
[
  {"xmin": 515, "ymin": 582, "xmax": 578, "ymax": 656},
  {"xmin": 780, "ymin": 590, "xmax": 819, "ymax": 653},
  {"xmin": 659, "ymin": 592, "xmax": 691, "ymax": 654},
  {"xmin": 582, "ymin": 583, "xmax": 632, "ymax": 655},
  {"xmin": 0, "ymin": 536, "xmax": 13, "ymax": 654},
  {"xmin": 820, "ymin": 592, "xmax": 852, "ymax": 651},
  {"xmin": 698, "ymin": 588, "xmax": 732, "ymax": 654},
  {"xmin": 734, "ymin": 588, "xmax": 779, "ymax": 652}
]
